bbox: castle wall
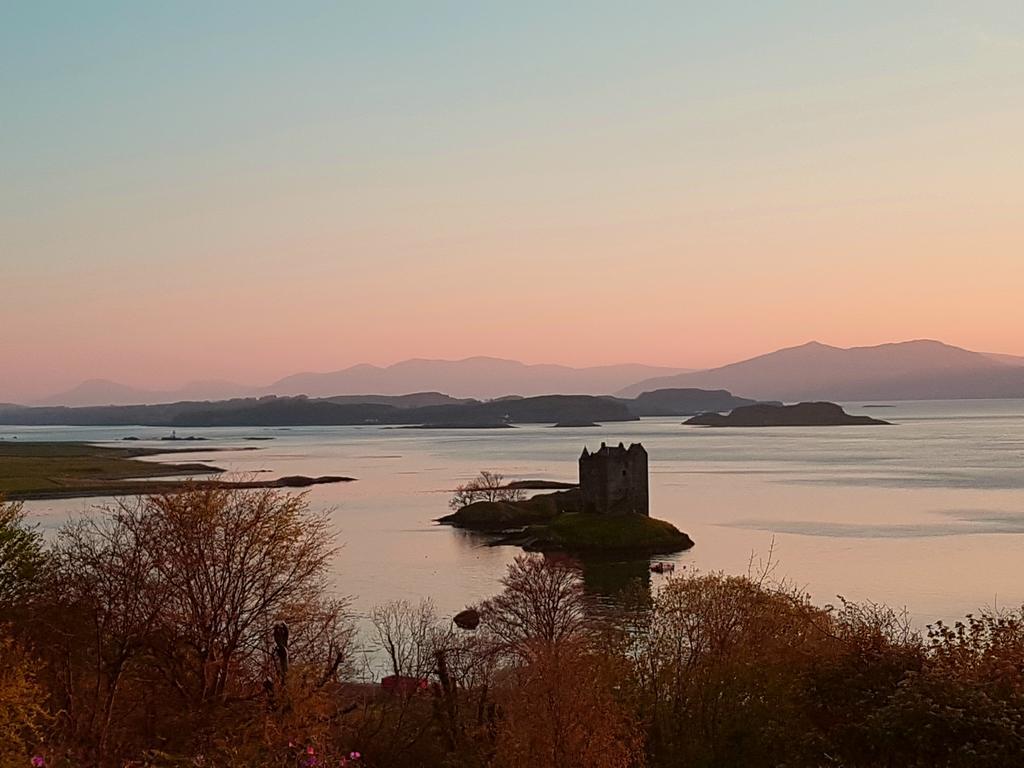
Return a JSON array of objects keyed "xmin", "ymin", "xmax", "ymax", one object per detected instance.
[
  {"xmin": 579, "ymin": 455, "xmax": 607, "ymax": 513},
  {"xmin": 579, "ymin": 442, "xmax": 649, "ymax": 516}
]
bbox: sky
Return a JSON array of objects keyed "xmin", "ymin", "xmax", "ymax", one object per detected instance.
[{"xmin": 2, "ymin": 1, "xmax": 1022, "ymax": 400}]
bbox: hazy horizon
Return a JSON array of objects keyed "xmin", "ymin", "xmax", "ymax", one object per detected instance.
[
  {"xmin": 6, "ymin": 337, "xmax": 1024, "ymax": 406},
  {"xmin": 4, "ymin": 3, "xmax": 1022, "ymax": 400},
  {"xmin": 6, "ymin": 337, "xmax": 1024, "ymax": 404}
]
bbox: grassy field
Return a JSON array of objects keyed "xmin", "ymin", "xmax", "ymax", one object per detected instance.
[
  {"xmin": 0, "ymin": 441, "xmax": 355, "ymax": 500},
  {"xmin": 0, "ymin": 441, "xmax": 223, "ymax": 498}
]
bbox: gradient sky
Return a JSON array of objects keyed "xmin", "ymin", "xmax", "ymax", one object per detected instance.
[{"xmin": 2, "ymin": 2, "xmax": 1022, "ymax": 400}]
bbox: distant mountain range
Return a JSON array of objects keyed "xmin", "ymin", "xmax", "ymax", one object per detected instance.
[
  {"xmin": 617, "ymin": 340, "xmax": 1024, "ymax": 401},
  {"xmin": 19, "ymin": 342, "xmax": 1024, "ymax": 408},
  {"xmin": 33, "ymin": 358, "xmax": 690, "ymax": 407},
  {"xmin": 264, "ymin": 358, "xmax": 690, "ymax": 401},
  {"xmin": 34, "ymin": 379, "xmax": 253, "ymax": 408}
]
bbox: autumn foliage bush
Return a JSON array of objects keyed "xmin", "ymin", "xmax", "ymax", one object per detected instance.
[{"xmin": 3, "ymin": 489, "xmax": 1024, "ymax": 767}]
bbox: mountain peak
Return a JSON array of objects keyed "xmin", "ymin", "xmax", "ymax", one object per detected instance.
[
  {"xmin": 787, "ymin": 340, "xmax": 841, "ymax": 353},
  {"xmin": 616, "ymin": 339, "xmax": 1022, "ymax": 400}
]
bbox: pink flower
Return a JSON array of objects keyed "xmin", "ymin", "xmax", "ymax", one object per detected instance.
[
  {"xmin": 307, "ymin": 746, "xmax": 316, "ymax": 755},
  {"xmin": 349, "ymin": 752, "xmax": 361, "ymax": 760},
  {"xmin": 31, "ymin": 759, "xmax": 45, "ymax": 768}
]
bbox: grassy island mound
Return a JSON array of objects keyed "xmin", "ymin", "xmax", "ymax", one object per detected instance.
[
  {"xmin": 437, "ymin": 489, "xmax": 576, "ymax": 530},
  {"xmin": 438, "ymin": 488, "xmax": 693, "ymax": 555},
  {"xmin": 519, "ymin": 512, "xmax": 693, "ymax": 554}
]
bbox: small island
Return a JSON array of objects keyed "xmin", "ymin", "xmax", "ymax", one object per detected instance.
[
  {"xmin": 160, "ymin": 433, "xmax": 207, "ymax": 441},
  {"xmin": 684, "ymin": 401, "xmax": 891, "ymax": 427},
  {"xmin": 399, "ymin": 422, "xmax": 515, "ymax": 429},
  {"xmin": 438, "ymin": 443, "xmax": 693, "ymax": 555}
]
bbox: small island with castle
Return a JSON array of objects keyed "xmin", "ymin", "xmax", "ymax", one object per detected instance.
[{"xmin": 438, "ymin": 442, "xmax": 693, "ymax": 555}]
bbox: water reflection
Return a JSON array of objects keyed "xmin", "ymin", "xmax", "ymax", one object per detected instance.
[
  {"xmin": 12, "ymin": 399, "xmax": 1024, "ymax": 628},
  {"xmin": 429, "ymin": 530, "xmax": 657, "ymax": 601},
  {"xmin": 570, "ymin": 553, "xmax": 653, "ymax": 597}
]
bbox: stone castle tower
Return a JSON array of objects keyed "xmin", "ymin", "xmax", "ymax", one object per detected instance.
[{"xmin": 578, "ymin": 442, "xmax": 649, "ymax": 516}]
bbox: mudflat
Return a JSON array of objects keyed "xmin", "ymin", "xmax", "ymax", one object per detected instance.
[{"xmin": 0, "ymin": 441, "xmax": 353, "ymax": 500}]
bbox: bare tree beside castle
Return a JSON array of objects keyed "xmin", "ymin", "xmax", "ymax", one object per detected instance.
[{"xmin": 449, "ymin": 471, "xmax": 525, "ymax": 510}]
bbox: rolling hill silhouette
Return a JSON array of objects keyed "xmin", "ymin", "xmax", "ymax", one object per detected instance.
[
  {"xmin": 36, "ymin": 358, "xmax": 688, "ymax": 406},
  {"xmin": 264, "ymin": 357, "xmax": 687, "ymax": 399},
  {"xmin": 617, "ymin": 340, "xmax": 1024, "ymax": 401}
]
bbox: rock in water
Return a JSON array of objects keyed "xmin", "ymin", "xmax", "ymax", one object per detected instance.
[{"xmin": 453, "ymin": 608, "xmax": 481, "ymax": 630}]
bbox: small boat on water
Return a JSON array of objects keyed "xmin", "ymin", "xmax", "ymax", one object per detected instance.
[{"xmin": 650, "ymin": 561, "xmax": 675, "ymax": 574}]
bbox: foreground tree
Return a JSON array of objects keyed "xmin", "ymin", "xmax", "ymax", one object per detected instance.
[
  {"xmin": 43, "ymin": 484, "xmax": 351, "ymax": 765},
  {"xmin": 478, "ymin": 555, "xmax": 589, "ymax": 659},
  {"xmin": 138, "ymin": 486, "xmax": 342, "ymax": 706},
  {"xmin": 371, "ymin": 598, "xmax": 452, "ymax": 680},
  {"xmin": 494, "ymin": 640, "xmax": 644, "ymax": 768},
  {"xmin": 863, "ymin": 611, "xmax": 1024, "ymax": 767},
  {"xmin": 0, "ymin": 496, "xmax": 47, "ymax": 615},
  {"xmin": 634, "ymin": 571, "xmax": 841, "ymax": 767},
  {"xmin": 49, "ymin": 510, "xmax": 164, "ymax": 758},
  {"xmin": 0, "ymin": 632, "xmax": 48, "ymax": 766}
]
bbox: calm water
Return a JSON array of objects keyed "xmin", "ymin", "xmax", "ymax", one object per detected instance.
[{"xmin": 8, "ymin": 399, "xmax": 1024, "ymax": 628}]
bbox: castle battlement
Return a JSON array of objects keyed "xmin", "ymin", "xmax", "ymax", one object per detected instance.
[{"xmin": 578, "ymin": 441, "xmax": 649, "ymax": 515}]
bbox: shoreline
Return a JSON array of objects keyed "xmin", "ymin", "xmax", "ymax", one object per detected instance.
[
  {"xmin": 0, "ymin": 441, "xmax": 355, "ymax": 500},
  {"xmin": 9, "ymin": 474, "xmax": 355, "ymax": 501}
]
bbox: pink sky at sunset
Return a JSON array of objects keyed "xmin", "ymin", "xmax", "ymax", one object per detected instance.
[{"xmin": 2, "ymin": 4, "xmax": 1022, "ymax": 401}]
